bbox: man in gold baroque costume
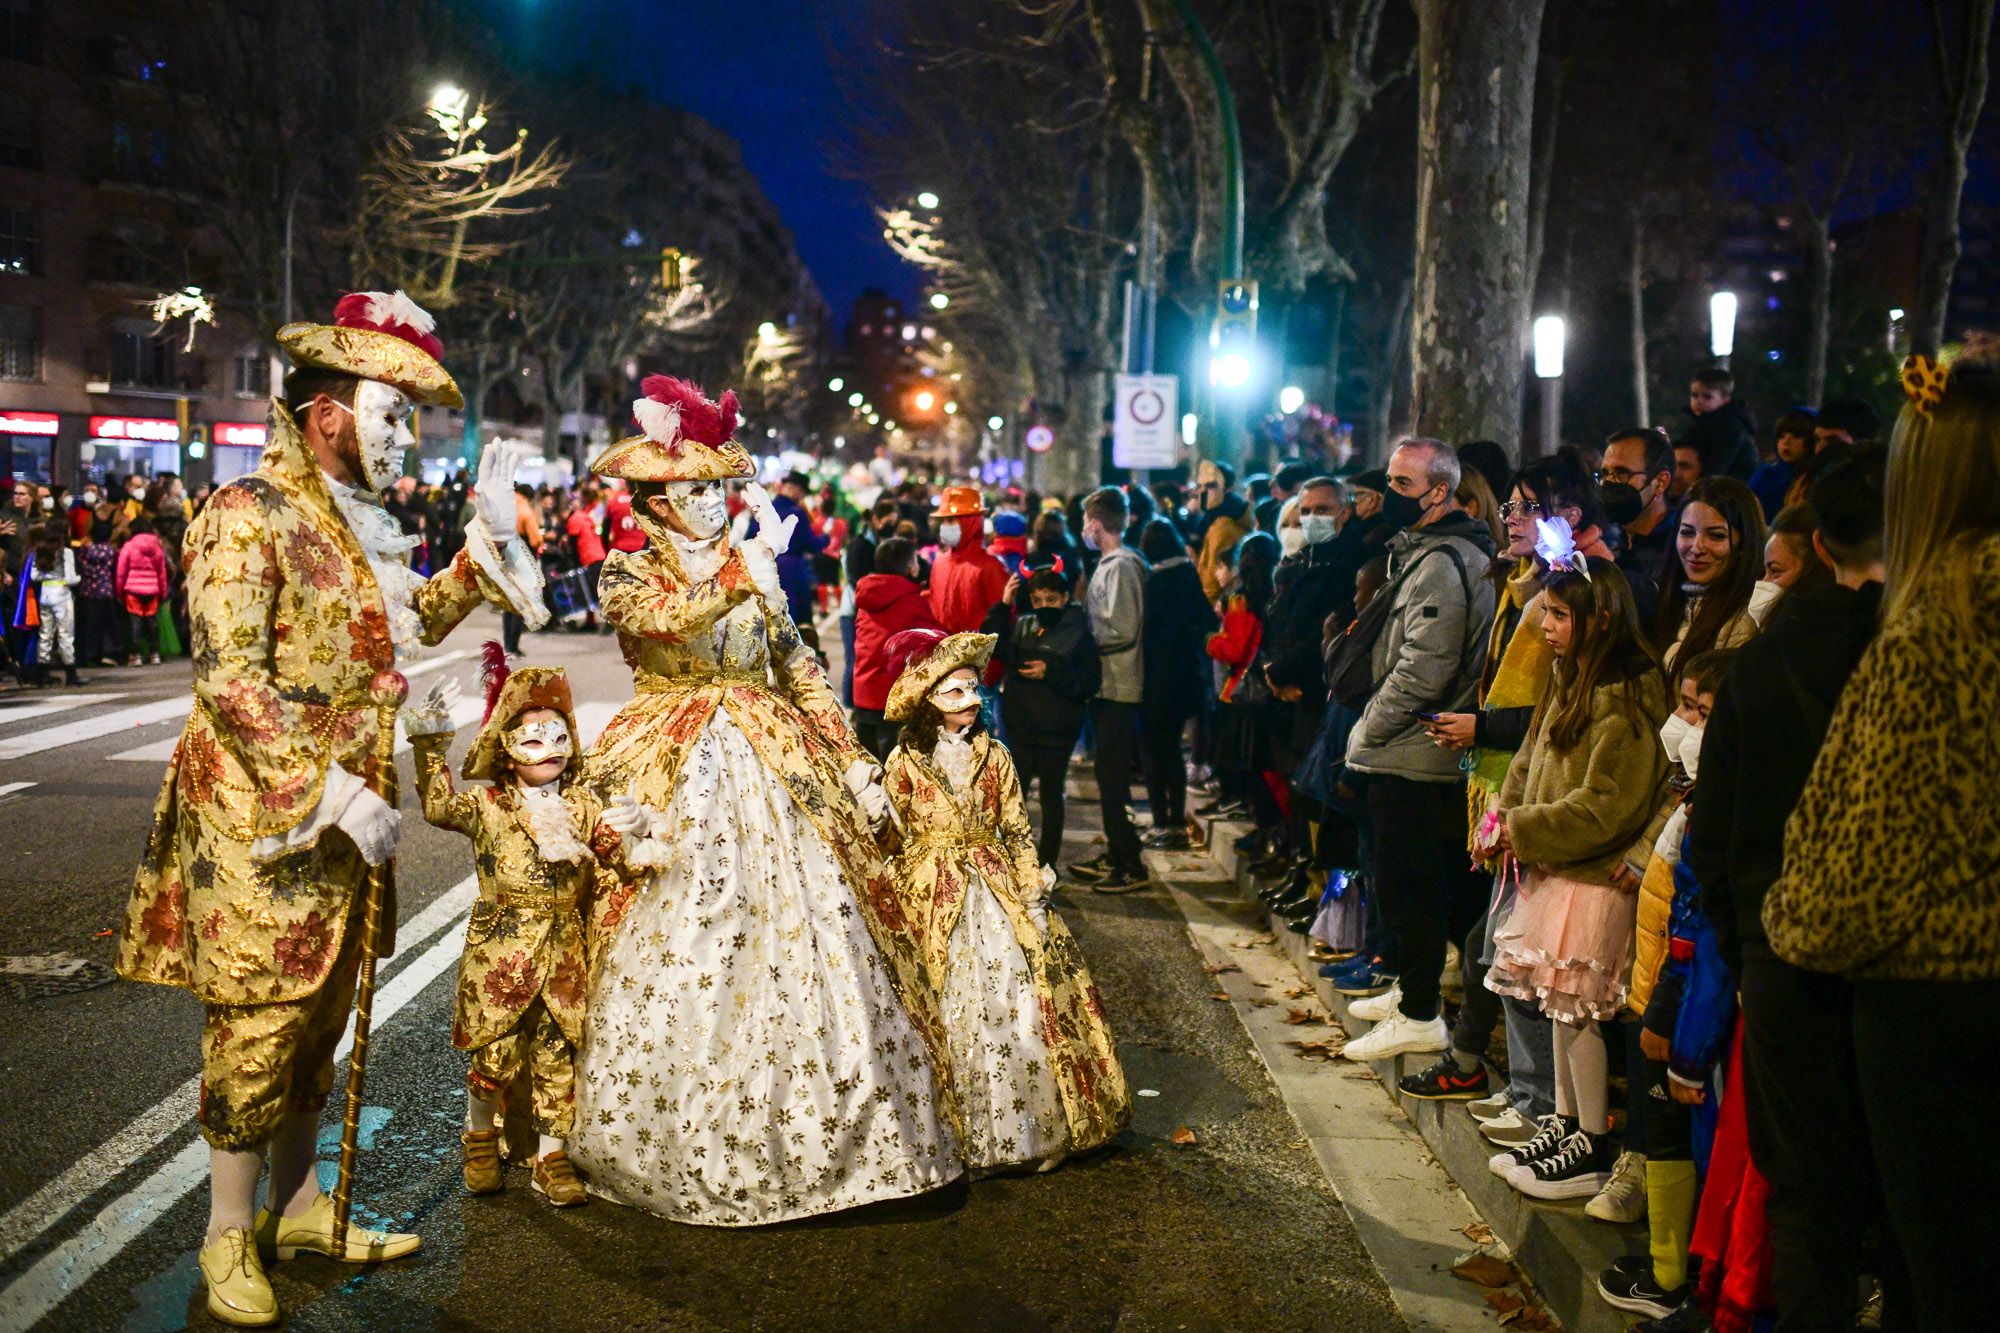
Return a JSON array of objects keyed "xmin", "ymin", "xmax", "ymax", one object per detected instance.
[{"xmin": 115, "ymin": 291, "xmax": 547, "ymax": 1327}]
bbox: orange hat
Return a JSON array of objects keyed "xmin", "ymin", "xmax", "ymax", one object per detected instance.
[{"xmin": 935, "ymin": 486, "xmax": 985, "ymax": 519}]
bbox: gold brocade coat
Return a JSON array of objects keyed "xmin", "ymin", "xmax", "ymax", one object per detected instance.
[
  {"xmin": 117, "ymin": 404, "xmax": 502, "ymax": 1006},
  {"xmin": 580, "ymin": 531, "xmax": 959, "ymax": 1115},
  {"xmin": 411, "ymin": 737, "xmax": 610, "ymax": 1051},
  {"xmin": 881, "ymin": 734, "xmax": 1132, "ymax": 1153}
]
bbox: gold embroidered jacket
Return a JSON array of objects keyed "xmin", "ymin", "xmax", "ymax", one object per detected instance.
[
  {"xmin": 118, "ymin": 403, "xmax": 507, "ymax": 1005},
  {"xmin": 881, "ymin": 734, "xmax": 1132, "ymax": 1153},
  {"xmin": 412, "ymin": 736, "xmax": 622, "ymax": 1051}
]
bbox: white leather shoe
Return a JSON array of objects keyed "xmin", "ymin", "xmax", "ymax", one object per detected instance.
[
  {"xmin": 1347, "ymin": 983, "xmax": 1402, "ymax": 1023},
  {"xmin": 1339, "ymin": 1010, "xmax": 1447, "ymax": 1062}
]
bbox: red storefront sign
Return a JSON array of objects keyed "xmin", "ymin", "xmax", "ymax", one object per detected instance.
[
  {"xmin": 89, "ymin": 415, "xmax": 181, "ymax": 443},
  {"xmin": 213, "ymin": 422, "xmax": 268, "ymax": 447},
  {"xmin": 0, "ymin": 410, "xmax": 60, "ymax": 436}
]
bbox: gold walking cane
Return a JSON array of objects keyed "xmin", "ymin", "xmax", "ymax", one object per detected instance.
[{"xmin": 331, "ymin": 673, "xmax": 408, "ymax": 1256}]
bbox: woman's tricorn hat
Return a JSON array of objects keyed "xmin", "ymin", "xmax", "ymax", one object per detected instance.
[
  {"xmin": 592, "ymin": 375, "xmax": 755, "ymax": 483},
  {"xmin": 277, "ymin": 291, "xmax": 463, "ymax": 409},
  {"xmin": 883, "ymin": 629, "xmax": 996, "ymax": 722}
]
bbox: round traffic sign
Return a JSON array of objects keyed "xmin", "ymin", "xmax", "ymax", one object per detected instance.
[
  {"xmin": 1025, "ymin": 424, "xmax": 1054, "ymax": 453},
  {"xmin": 1127, "ymin": 387, "xmax": 1165, "ymax": 426}
]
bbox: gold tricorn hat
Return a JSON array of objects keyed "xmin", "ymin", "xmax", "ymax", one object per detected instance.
[
  {"xmin": 464, "ymin": 647, "xmax": 581, "ymax": 782},
  {"xmin": 884, "ymin": 631, "xmax": 996, "ymax": 722},
  {"xmin": 276, "ymin": 290, "xmax": 463, "ymax": 409},
  {"xmin": 593, "ymin": 374, "xmax": 754, "ymax": 483}
]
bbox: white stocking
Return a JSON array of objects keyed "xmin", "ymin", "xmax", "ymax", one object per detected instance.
[
  {"xmin": 207, "ymin": 1147, "xmax": 263, "ymax": 1243},
  {"xmin": 467, "ymin": 1095, "xmax": 499, "ymax": 1134},
  {"xmin": 265, "ymin": 1111, "xmax": 324, "ymax": 1219},
  {"xmin": 1552, "ymin": 1017, "xmax": 1609, "ymax": 1136},
  {"xmin": 537, "ymin": 1133, "xmax": 563, "ymax": 1159}
]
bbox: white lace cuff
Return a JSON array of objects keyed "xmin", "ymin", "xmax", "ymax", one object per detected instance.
[
  {"xmin": 463, "ymin": 513, "xmax": 550, "ymax": 629},
  {"xmin": 251, "ymin": 762, "xmax": 366, "ymax": 861},
  {"xmin": 622, "ymin": 834, "xmax": 674, "ymax": 870}
]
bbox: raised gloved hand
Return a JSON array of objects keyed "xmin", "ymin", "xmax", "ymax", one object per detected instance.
[
  {"xmin": 474, "ymin": 440, "xmax": 534, "ymax": 535},
  {"xmin": 741, "ymin": 481, "xmax": 797, "ymax": 556},
  {"xmin": 401, "ymin": 679, "xmax": 461, "ymax": 739},
  {"xmin": 739, "ymin": 538, "xmax": 783, "ymax": 603},
  {"xmin": 336, "ymin": 785, "xmax": 402, "ymax": 867},
  {"xmin": 600, "ymin": 792, "xmax": 651, "ymax": 836}
]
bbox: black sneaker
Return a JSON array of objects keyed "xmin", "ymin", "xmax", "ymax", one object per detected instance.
[
  {"xmin": 1508, "ymin": 1130, "xmax": 1616, "ymax": 1200},
  {"xmin": 1091, "ymin": 865, "xmax": 1152, "ymax": 894},
  {"xmin": 1633, "ymin": 1295, "xmax": 1711, "ymax": 1332},
  {"xmin": 1066, "ymin": 853, "xmax": 1115, "ymax": 883},
  {"xmin": 1398, "ymin": 1055, "xmax": 1491, "ymax": 1101},
  {"xmin": 1486, "ymin": 1114, "xmax": 1573, "ymax": 1177},
  {"xmin": 1597, "ymin": 1262, "xmax": 1692, "ymax": 1319},
  {"xmin": 1144, "ymin": 828, "xmax": 1192, "ymax": 850}
]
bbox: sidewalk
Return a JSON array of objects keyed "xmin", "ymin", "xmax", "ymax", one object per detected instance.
[{"xmin": 1145, "ymin": 811, "xmax": 1648, "ymax": 1333}]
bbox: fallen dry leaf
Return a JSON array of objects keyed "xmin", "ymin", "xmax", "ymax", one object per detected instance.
[
  {"xmin": 1346, "ymin": 1067, "xmax": 1381, "ymax": 1081},
  {"xmin": 1201, "ymin": 962, "xmax": 1242, "ymax": 976},
  {"xmin": 1283, "ymin": 1039, "xmax": 1341, "ymax": 1061},
  {"xmin": 1284, "ymin": 984, "xmax": 1312, "ymax": 999},
  {"xmin": 1483, "ymin": 1289, "xmax": 1525, "ymax": 1315},
  {"xmin": 1210, "ymin": 990, "xmax": 1232, "ymax": 1001},
  {"xmin": 1449, "ymin": 1253, "xmax": 1514, "ymax": 1288},
  {"xmin": 1512, "ymin": 1306, "xmax": 1558, "ymax": 1331},
  {"xmin": 1247, "ymin": 997, "xmax": 1277, "ymax": 1008},
  {"xmin": 1281, "ymin": 1009, "xmax": 1324, "ymax": 1026},
  {"xmin": 1170, "ymin": 1126, "xmax": 1198, "ymax": 1146},
  {"xmin": 1458, "ymin": 1222, "xmax": 1497, "ymax": 1246}
]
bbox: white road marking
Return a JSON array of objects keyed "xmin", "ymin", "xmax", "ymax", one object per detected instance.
[
  {"xmin": 0, "ymin": 781, "xmax": 36, "ymax": 801},
  {"xmin": 401, "ymin": 648, "xmax": 475, "ymax": 681},
  {"xmin": 0, "ymin": 693, "xmax": 130, "ymax": 728},
  {"xmin": 108, "ymin": 651, "xmax": 479, "ymax": 763},
  {"xmin": 0, "ymin": 698, "xmax": 192, "ymax": 762},
  {"xmin": 0, "ymin": 875, "xmax": 476, "ymax": 1299}
]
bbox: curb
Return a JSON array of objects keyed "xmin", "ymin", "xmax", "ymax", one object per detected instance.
[{"xmin": 1188, "ymin": 816, "xmax": 1648, "ymax": 1333}]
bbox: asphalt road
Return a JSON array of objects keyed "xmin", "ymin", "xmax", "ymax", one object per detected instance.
[{"xmin": 0, "ymin": 610, "xmax": 1405, "ymax": 1332}]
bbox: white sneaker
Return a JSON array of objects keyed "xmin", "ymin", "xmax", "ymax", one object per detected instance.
[
  {"xmin": 1347, "ymin": 983, "xmax": 1402, "ymax": 1023},
  {"xmin": 1477, "ymin": 1107, "xmax": 1543, "ymax": 1146},
  {"xmin": 1339, "ymin": 1009, "xmax": 1447, "ymax": 1062},
  {"xmin": 1466, "ymin": 1091, "xmax": 1513, "ymax": 1122},
  {"xmin": 1584, "ymin": 1149, "xmax": 1648, "ymax": 1223}
]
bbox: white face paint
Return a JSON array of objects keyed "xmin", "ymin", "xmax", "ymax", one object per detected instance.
[
  {"xmin": 352, "ymin": 380, "xmax": 416, "ymax": 492},
  {"xmin": 503, "ymin": 717, "xmax": 573, "ymax": 767},
  {"xmin": 669, "ymin": 480, "xmax": 728, "ymax": 540}
]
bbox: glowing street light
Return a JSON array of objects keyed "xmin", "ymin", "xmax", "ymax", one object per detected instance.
[
  {"xmin": 944, "ymin": 401, "xmax": 958, "ymax": 415},
  {"xmin": 928, "ymin": 292, "xmax": 949, "ymax": 310},
  {"xmin": 1209, "ymin": 351, "xmax": 1254, "ymax": 389},
  {"xmin": 916, "ymin": 190, "xmax": 940, "ymax": 210},
  {"xmin": 1277, "ymin": 385, "xmax": 1305, "ymax": 415},
  {"xmin": 987, "ymin": 415, "xmax": 1004, "ymax": 431},
  {"xmin": 1709, "ymin": 291, "xmax": 1737, "ymax": 362},
  {"xmin": 1533, "ymin": 315, "xmax": 1566, "ymax": 457},
  {"xmin": 828, "ymin": 376, "xmax": 844, "ymax": 392},
  {"xmin": 913, "ymin": 390, "xmax": 936, "ymax": 411},
  {"xmin": 1181, "ymin": 412, "xmax": 1199, "ymax": 446},
  {"xmin": 430, "ymin": 82, "xmax": 467, "ymax": 116},
  {"xmin": 757, "ymin": 321, "xmax": 779, "ymax": 344}
]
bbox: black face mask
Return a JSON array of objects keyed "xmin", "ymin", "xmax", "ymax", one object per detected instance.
[
  {"xmin": 1378, "ymin": 487, "xmax": 1429, "ymax": 532},
  {"xmin": 1031, "ymin": 606, "xmax": 1066, "ymax": 631},
  {"xmin": 1599, "ymin": 482, "xmax": 1645, "ymax": 527}
]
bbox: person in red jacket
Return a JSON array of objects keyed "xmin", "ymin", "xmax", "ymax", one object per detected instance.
[
  {"xmin": 115, "ymin": 514, "xmax": 173, "ymax": 664},
  {"xmin": 852, "ymin": 535, "xmax": 943, "ymax": 760},
  {"xmin": 601, "ymin": 481, "xmax": 647, "ymax": 555}
]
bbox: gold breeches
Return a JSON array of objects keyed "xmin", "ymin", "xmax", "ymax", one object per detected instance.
[{"xmin": 466, "ymin": 998, "xmax": 576, "ymax": 1137}]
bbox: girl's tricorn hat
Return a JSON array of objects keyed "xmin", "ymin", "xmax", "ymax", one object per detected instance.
[
  {"xmin": 276, "ymin": 290, "xmax": 463, "ymax": 409},
  {"xmin": 883, "ymin": 629, "xmax": 996, "ymax": 722},
  {"xmin": 463, "ymin": 641, "xmax": 582, "ymax": 781},
  {"xmin": 592, "ymin": 375, "xmax": 755, "ymax": 483}
]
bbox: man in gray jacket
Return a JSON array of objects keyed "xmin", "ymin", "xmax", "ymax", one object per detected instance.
[
  {"xmin": 1068, "ymin": 486, "xmax": 1151, "ymax": 892},
  {"xmin": 1339, "ymin": 437, "xmax": 1496, "ymax": 1061}
]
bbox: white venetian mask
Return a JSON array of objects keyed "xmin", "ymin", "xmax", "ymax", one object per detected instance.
[
  {"xmin": 669, "ymin": 481, "xmax": 728, "ymax": 540},
  {"xmin": 929, "ymin": 677, "xmax": 982, "ymax": 715},
  {"xmin": 344, "ymin": 380, "xmax": 416, "ymax": 492},
  {"xmin": 503, "ymin": 717, "xmax": 573, "ymax": 766}
]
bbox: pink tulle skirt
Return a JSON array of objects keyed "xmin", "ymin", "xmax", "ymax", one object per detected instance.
[{"xmin": 1484, "ymin": 868, "xmax": 1636, "ymax": 1024}]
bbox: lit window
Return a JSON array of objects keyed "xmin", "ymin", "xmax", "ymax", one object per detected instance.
[{"xmin": 0, "ymin": 208, "xmax": 34, "ymax": 275}]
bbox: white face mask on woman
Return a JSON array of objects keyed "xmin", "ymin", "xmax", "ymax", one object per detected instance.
[{"xmin": 1279, "ymin": 527, "xmax": 1306, "ymax": 557}]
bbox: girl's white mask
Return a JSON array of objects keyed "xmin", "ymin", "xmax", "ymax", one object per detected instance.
[
  {"xmin": 669, "ymin": 482, "xmax": 728, "ymax": 540},
  {"xmin": 1678, "ymin": 722, "xmax": 1705, "ymax": 781},
  {"xmin": 504, "ymin": 717, "xmax": 573, "ymax": 767},
  {"xmin": 1659, "ymin": 713, "xmax": 1692, "ymax": 766},
  {"xmin": 929, "ymin": 679, "xmax": 982, "ymax": 714}
]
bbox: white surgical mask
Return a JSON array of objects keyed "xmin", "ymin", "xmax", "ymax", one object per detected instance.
[
  {"xmin": 1300, "ymin": 513, "xmax": 1338, "ymax": 546},
  {"xmin": 1279, "ymin": 527, "xmax": 1306, "ymax": 557},
  {"xmin": 936, "ymin": 522, "xmax": 962, "ymax": 549},
  {"xmin": 39, "ymin": 496, "xmax": 54, "ymax": 511},
  {"xmin": 503, "ymin": 717, "xmax": 573, "ymax": 767},
  {"xmin": 1659, "ymin": 713, "xmax": 1692, "ymax": 764},
  {"xmin": 82, "ymin": 490, "xmax": 99, "ymax": 506},
  {"xmin": 669, "ymin": 482, "xmax": 728, "ymax": 540},
  {"xmin": 1678, "ymin": 722, "xmax": 1705, "ymax": 781}
]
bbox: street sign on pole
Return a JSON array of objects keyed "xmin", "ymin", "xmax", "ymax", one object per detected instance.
[
  {"xmin": 1024, "ymin": 424, "xmax": 1055, "ymax": 454},
  {"xmin": 1113, "ymin": 373, "xmax": 1179, "ymax": 470}
]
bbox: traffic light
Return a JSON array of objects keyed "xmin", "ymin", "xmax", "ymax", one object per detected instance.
[
  {"xmin": 659, "ymin": 247, "xmax": 686, "ymax": 292},
  {"xmin": 1210, "ymin": 280, "xmax": 1258, "ymax": 389}
]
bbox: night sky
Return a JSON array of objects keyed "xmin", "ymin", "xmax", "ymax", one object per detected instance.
[{"xmin": 487, "ymin": 0, "xmax": 913, "ymax": 322}]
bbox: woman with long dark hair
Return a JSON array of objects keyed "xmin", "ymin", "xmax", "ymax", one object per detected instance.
[
  {"xmin": 1206, "ymin": 531, "xmax": 1282, "ymax": 852},
  {"xmin": 1649, "ymin": 476, "xmax": 1774, "ymax": 676}
]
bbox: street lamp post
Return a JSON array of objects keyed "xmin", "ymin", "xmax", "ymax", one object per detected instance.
[
  {"xmin": 1709, "ymin": 291, "xmax": 1737, "ymax": 368},
  {"xmin": 1533, "ymin": 315, "xmax": 1566, "ymax": 459}
]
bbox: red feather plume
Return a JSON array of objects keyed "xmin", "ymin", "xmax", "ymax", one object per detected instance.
[
  {"xmin": 479, "ymin": 639, "xmax": 511, "ymax": 723},
  {"xmin": 883, "ymin": 627, "xmax": 949, "ymax": 686},
  {"xmin": 637, "ymin": 375, "xmax": 739, "ymax": 448},
  {"xmin": 331, "ymin": 291, "xmax": 445, "ymax": 361}
]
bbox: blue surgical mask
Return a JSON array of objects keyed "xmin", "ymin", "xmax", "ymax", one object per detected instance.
[{"xmin": 1081, "ymin": 527, "xmax": 1100, "ymax": 552}]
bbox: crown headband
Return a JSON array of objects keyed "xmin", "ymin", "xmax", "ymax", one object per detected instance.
[
  {"xmin": 1902, "ymin": 354, "xmax": 1949, "ymax": 418},
  {"xmin": 1534, "ymin": 515, "xmax": 1591, "ymax": 582}
]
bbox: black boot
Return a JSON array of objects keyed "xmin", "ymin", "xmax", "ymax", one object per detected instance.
[{"xmin": 63, "ymin": 665, "xmax": 82, "ymax": 687}]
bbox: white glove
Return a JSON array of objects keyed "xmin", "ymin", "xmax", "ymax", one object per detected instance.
[
  {"xmin": 474, "ymin": 440, "xmax": 534, "ymax": 535},
  {"xmin": 401, "ymin": 679, "xmax": 461, "ymax": 738},
  {"xmin": 336, "ymin": 784, "xmax": 402, "ymax": 867},
  {"xmin": 843, "ymin": 758, "xmax": 882, "ymax": 795},
  {"xmin": 854, "ymin": 780, "xmax": 890, "ymax": 826},
  {"xmin": 742, "ymin": 481, "xmax": 798, "ymax": 556},
  {"xmin": 599, "ymin": 792, "xmax": 650, "ymax": 836},
  {"xmin": 1027, "ymin": 900, "xmax": 1049, "ymax": 939},
  {"xmin": 739, "ymin": 538, "xmax": 783, "ymax": 602}
]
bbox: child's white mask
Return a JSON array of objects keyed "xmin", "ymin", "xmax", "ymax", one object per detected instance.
[
  {"xmin": 1678, "ymin": 723, "xmax": 1705, "ymax": 781},
  {"xmin": 504, "ymin": 717, "xmax": 572, "ymax": 767},
  {"xmin": 1659, "ymin": 713, "xmax": 1692, "ymax": 764},
  {"xmin": 929, "ymin": 679, "xmax": 982, "ymax": 714}
]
